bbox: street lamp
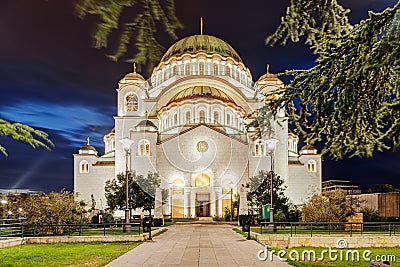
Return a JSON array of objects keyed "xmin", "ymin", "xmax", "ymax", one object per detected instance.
[
  {"xmin": 120, "ymin": 137, "xmax": 134, "ymax": 233},
  {"xmin": 266, "ymin": 138, "xmax": 279, "ymax": 232},
  {"xmin": 229, "ymin": 182, "xmax": 234, "ymax": 221}
]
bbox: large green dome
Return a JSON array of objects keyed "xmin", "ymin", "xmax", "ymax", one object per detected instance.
[{"xmin": 161, "ymin": 34, "xmax": 242, "ymax": 63}]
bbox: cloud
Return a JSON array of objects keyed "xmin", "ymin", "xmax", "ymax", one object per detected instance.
[{"xmin": 0, "ymin": 100, "xmax": 114, "ymax": 148}]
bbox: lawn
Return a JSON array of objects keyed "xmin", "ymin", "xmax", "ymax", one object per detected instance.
[
  {"xmin": 0, "ymin": 242, "xmax": 142, "ymax": 267},
  {"xmin": 265, "ymin": 247, "xmax": 400, "ymax": 267}
]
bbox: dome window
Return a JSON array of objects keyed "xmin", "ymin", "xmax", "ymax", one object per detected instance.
[
  {"xmin": 185, "ymin": 111, "xmax": 191, "ymax": 124},
  {"xmin": 213, "ymin": 62, "xmax": 219, "ymax": 75},
  {"xmin": 227, "ymin": 113, "xmax": 232, "ymax": 126},
  {"xmin": 199, "ymin": 61, "xmax": 205, "ymax": 75},
  {"xmin": 80, "ymin": 160, "xmax": 89, "ymax": 174},
  {"xmin": 199, "ymin": 110, "xmax": 205, "ymax": 123},
  {"xmin": 213, "ymin": 111, "xmax": 220, "ymax": 124},
  {"xmin": 125, "ymin": 93, "xmax": 138, "ymax": 112}
]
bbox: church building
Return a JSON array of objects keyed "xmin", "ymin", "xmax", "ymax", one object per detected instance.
[{"xmin": 73, "ymin": 33, "xmax": 322, "ymax": 219}]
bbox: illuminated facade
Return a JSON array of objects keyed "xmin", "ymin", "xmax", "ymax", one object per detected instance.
[{"xmin": 73, "ymin": 34, "xmax": 322, "ymax": 218}]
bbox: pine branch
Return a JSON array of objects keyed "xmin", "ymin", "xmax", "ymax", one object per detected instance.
[
  {"xmin": 0, "ymin": 118, "xmax": 54, "ymax": 156},
  {"xmin": 267, "ymin": 3, "xmax": 400, "ymax": 159},
  {"xmin": 75, "ymin": 0, "xmax": 183, "ymax": 72}
]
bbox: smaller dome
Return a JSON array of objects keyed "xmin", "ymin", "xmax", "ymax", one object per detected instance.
[
  {"xmin": 79, "ymin": 137, "xmax": 98, "ymax": 155},
  {"xmin": 125, "ymin": 72, "xmax": 145, "ymax": 81},
  {"xmin": 136, "ymin": 120, "xmax": 157, "ymax": 128},
  {"xmin": 301, "ymin": 144, "xmax": 315, "ymax": 150},
  {"xmin": 300, "ymin": 144, "xmax": 318, "ymax": 155},
  {"xmin": 80, "ymin": 144, "xmax": 97, "ymax": 151},
  {"xmin": 257, "ymin": 64, "xmax": 278, "ymax": 81},
  {"xmin": 120, "ymin": 64, "xmax": 145, "ymax": 84},
  {"xmin": 135, "ymin": 120, "xmax": 158, "ymax": 132}
]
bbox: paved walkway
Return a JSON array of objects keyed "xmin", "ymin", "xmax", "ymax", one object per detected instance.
[{"xmin": 106, "ymin": 223, "xmax": 291, "ymax": 267}]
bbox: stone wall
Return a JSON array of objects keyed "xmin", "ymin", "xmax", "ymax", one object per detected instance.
[
  {"xmin": 0, "ymin": 228, "xmax": 165, "ymax": 248},
  {"xmin": 257, "ymin": 234, "xmax": 400, "ymax": 249}
]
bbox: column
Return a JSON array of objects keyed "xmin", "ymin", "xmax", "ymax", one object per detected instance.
[
  {"xmin": 210, "ymin": 190, "xmax": 216, "ymax": 217},
  {"xmin": 184, "ymin": 187, "xmax": 191, "ymax": 218},
  {"xmin": 166, "ymin": 183, "xmax": 172, "ymax": 215},
  {"xmin": 215, "ymin": 187, "xmax": 222, "ymax": 217}
]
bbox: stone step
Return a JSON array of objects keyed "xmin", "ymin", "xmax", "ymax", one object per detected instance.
[{"xmin": 197, "ymin": 217, "xmax": 213, "ymax": 221}]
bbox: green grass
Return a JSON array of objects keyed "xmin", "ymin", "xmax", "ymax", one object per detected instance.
[
  {"xmin": 232, "ymin": 228, "xmax": 256, "ymax": 240},
  {"xmin": 0, "ymin": 242, "xmax": 142, "ymax": 267},
  {"xmin": 163, "ymin": 221, "xmax": 175, "ymax": 227},
  {"xmin": 267, "ymin": 247, "xmax": 400, "ymax": 267}
]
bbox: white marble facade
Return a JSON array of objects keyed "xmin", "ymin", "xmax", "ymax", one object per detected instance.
[{"xmin": 73, "ymin": 34, "xmax": 322, "ymax": 218}]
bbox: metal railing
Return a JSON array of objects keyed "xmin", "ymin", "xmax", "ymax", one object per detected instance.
[
  {"xmin": 0, "ymin": 219, "xmax": 25, "ymax": 237},
  {"xmin": 259, "ymin": 222, "xmax": 400, "ymax": 237},
  {"xmin": 0, "ymin": 220, "xmax": 143, "ymax": 238}
]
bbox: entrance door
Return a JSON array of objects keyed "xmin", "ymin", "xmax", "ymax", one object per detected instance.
[
  {"xmin": 196, "ymin": 201, "xmax": 210, "ymax": 217},
  {"xmin": 196, "ymin": 193, "xmax": 210, "ymax": 217}
]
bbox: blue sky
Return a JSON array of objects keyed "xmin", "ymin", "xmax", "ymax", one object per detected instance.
[{"xmin": 0, "ymin": 0, "xmax": 399, "ymax": 192}]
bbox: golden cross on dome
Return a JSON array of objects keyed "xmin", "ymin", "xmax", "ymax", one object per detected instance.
[
  {"xmin": 200, "ymin": 17, "xmax": 204, "ymax": 35},
  {"xmin": 266, "ymin": 64, "xmax": 270, "ymax": 74},
  {"xmin": 87, "ymin": 137, "xmax": 90, "ymax": 145},
  {"xmin": 133, "ymin": 63, "xmax": 137, "ymax": 73}
]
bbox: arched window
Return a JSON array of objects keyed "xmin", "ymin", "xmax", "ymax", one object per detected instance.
[
  {"xmin": 213, "ymin": 62, "xmax": 219, "ymax": 75},
  {"xmin": 254, "ymin": 140, "xmax": 265, "ymax": 156},
  {"xmin": 199, "ymin": 61, "xmax": 205, "ymax": 75},
  {"xmin": 308, "ymin": 160, "xmax": 317, "ymax": 173},
  {"xmin": 138, "ymin": 139, "xmax": 150, "ymax": 156},
  {"xmin": 199, "ymin": 110, "xmax": 205, "ymax": 123},
  {"xmin": 172, "ymin": 179, "xmax": 184, "ymax": 195},
  {"xmin": 185, "ymin": 111, "xmax": 191, "ymax": 124},
  {"xmin": 227, "ymin": 65, "xmax": 231, "ymax": 77},
  {"xmin": 80, "ymin": 160, "xmax": 89, "ymax": 174},
  {"xmin": 227, "ymin": 113, "xmax": 232, "ymax": 125},
  {"xmin": 195, "ymin": 173, "xmax": 210, "ymax": 187},
  {"xmin": 125, "ymin": 93, "xmax": 138, "ymax": 112},
  {"xmin": 213, "ymin": 111, "xmax": 219, "ymax": 124},
  {"xmin": 185, "ymin": 62, "xmax": 191, "ymax": 75},
  {"xmin": 173, "ymin": 113, "xmax": 178, "ymax": 126},
  {"xmin": 172, "ymin": 65, "xmax": 177, "ymax": 75}
]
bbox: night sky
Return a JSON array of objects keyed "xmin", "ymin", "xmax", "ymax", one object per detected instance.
[{"xmin": 0, "ymin": 0, "xmax": 399, "ymax": 193}]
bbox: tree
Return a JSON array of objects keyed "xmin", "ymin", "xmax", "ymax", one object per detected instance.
[
  {"xmin": 301, "ymin": 190, "xmax": 357, "ymax": 222},
  {"xmin": 246, "ymin": 170, "xmax": 292, "ymax": 218},
  {"xmin": 266, "ymin": 0, "xmax": 400, "ymax": 159},
  {"xmin": 0, "ymin": 118, "xmax": 54, "ymax": 156},
  {"xmin": 7, "ymin": 192, "xmax": 84, "ymax": 225},
  {"xmin": 361, "ymin": 207, "xmax": 384, "ymax": 222},
  {"xmin": 366, "ymin": 184, "xmax": 400, "ymax": 193},
  {"xmin": 75, "ymin": 0, "xmax": 182, "ymax": 72},
  {"xmin": 105, "ymin": 171, "xmax": 167, "ymax": 214}
]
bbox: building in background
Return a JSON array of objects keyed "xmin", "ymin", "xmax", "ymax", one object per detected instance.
[
  {"xmin": 322, "ymin": 180, "xmax": 362, "ymax": 195},
  {"xmin": 73, "ymin": 33, "xmax": 322, "ymax": 218}
]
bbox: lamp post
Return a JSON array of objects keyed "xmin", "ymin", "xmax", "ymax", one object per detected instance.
[
  {"xmin": 266, "ymin": 138, "xmax": 279, "ymax": 232},
  {"xmin": 120, "ymin": 137, "xmax": 134, "ymax": 233},
  {"xmin": 229, "ymin": 182, "xmax": 234, "ymax": 221}
]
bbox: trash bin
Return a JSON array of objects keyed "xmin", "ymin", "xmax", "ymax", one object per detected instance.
[{"xmin": 142, "ymin": 219, "xmax": 151, "ymax": 232}]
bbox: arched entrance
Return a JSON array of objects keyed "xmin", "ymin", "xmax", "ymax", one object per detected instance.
[{"xmin": 195, "ymin": 173, "xmax": 211, "ymax": 217}]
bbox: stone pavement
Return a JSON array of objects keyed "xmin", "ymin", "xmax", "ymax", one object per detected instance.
[{"xmin": 106, "ymin": 223, "xmax": 291, "ymax": 267}]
